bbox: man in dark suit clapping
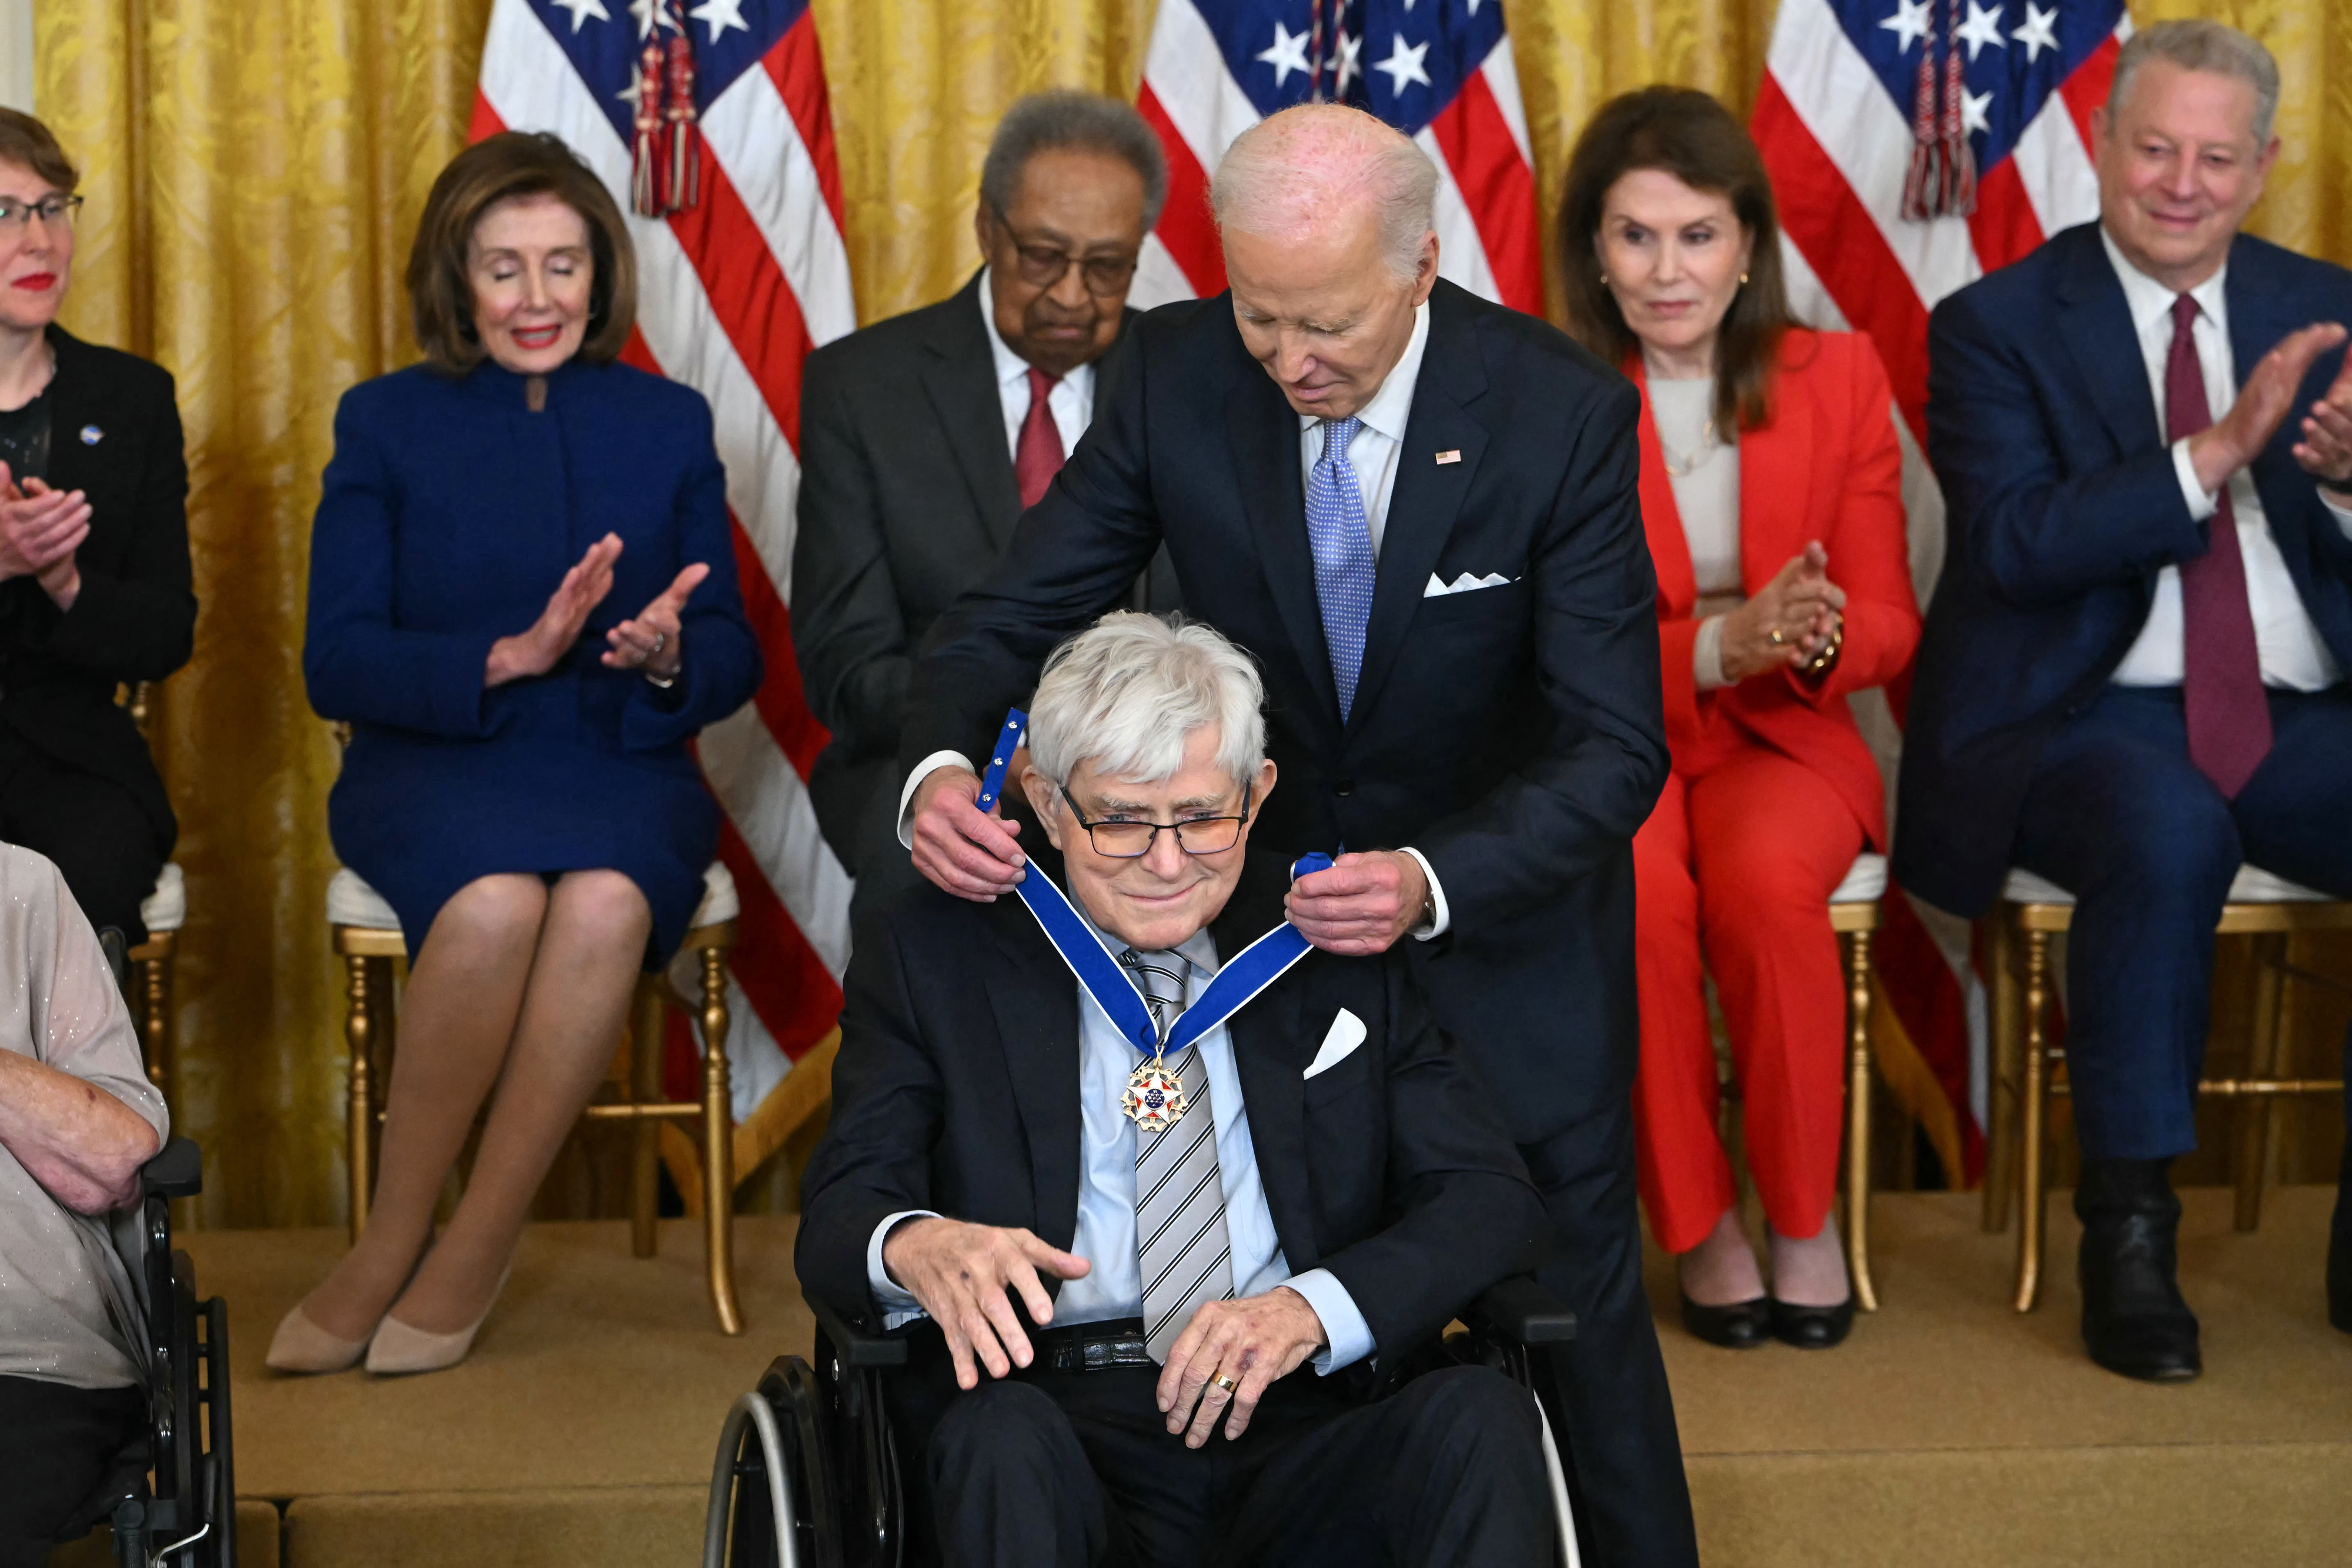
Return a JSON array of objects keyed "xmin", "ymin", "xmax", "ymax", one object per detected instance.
[
  {"xmin": 1899, "ymin": 21, "xmax": 2352, "ymax": 1380},
  {"xmin": 793, "ymin": 91, "xmax": 1178, "ymax": 918},
  {"xmin": 894, "ymin": 104, "xmax": 1689, "ymax": 1568}
]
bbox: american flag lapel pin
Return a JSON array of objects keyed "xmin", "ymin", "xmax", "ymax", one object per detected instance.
[
  {"xmin": 1434, "ymin": 449, "xmax": 1461, "ymax": 465},
  {"xmin": 80, "ymin": 425, "xmax": 103, "ymax": 445}
]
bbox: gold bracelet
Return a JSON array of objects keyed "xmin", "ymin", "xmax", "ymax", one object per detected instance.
[{"xmin": 1801, "ymin": 613, "xmax": 1845, "ymax": 680}]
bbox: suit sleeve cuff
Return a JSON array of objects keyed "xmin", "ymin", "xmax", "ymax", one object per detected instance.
[
  {"xmin": 868, "ymin": 1209, "xmax": 939, "ymax": 1323},
  {"xmin": 2321, "ymin": 486, "xmax": 2352, "ymax": 540},
  {"xmin": 2172, "ymin": 439, "xmax": 2221, "ymax": 522},
  {"xmin": 1693, "ymin": 614, "xmax": 1730, "ymax": 691},
  {"xmin": 896, "ymin": 751, "xmax": 977, "ymax": 849},
  {"xmin": 1398, "ymin": 847, "xmax": 1449, "ymax": 940},
  {"xmin": 1282, "ymin": 1268, "xmax": 1375, "ymax": 1374}
]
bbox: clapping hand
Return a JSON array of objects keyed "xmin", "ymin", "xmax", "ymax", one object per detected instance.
[
  {"xmin": 0, "ymin": 461, "xmax": 90, "ymax": 608},
  {"xmin": 2291, "ymin": 335, "xmax": 2352, "ymax": 499},
  {"xmin": 485, "ymin": 532, "xmax": 622, "ymax": 688},
  {"xmin": 1718, "ymin": 541, "xmax": 1844, "ymax": 682},
  {"xmin": 602, "ymin": 561, "xmax": 708, "ymax": 680},
  {"xmin": 2189, "ymin": 321, "xmax": 2348, "ymax": 495}
]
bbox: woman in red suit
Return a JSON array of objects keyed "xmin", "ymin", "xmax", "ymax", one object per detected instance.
[{"xmin": 1561, "ymin": 88, "xmax": 1920, "ymax": 1349}]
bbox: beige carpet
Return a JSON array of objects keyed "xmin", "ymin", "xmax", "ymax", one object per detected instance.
[{"xmin": 167, "ymin": 1192, "xmax": 2350, "ymax": 1565}]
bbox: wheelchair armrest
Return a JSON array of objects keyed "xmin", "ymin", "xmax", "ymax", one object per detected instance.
[
  {"xmin": 1466, "ymin": 1276, "xmax": 1577, "ymax": 1346},
  {"xmin": 141, "ymin": 1136, "xmax": 203, "ymax": 1202},
  {"xmin": 811, "ymin": 1290, "xmax": 909, "ymax": 1369}
]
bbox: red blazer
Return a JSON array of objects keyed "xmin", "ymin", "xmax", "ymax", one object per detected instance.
[{"xmin": 1633, "ymin": 329, "xmax": 1920, "ymax": 848}]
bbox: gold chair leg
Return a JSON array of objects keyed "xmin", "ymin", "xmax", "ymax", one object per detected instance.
[
  {"xmin": 2015, "ymin": 927, "xmax": 2051, "ymax": 1313},
  {"xmin": 630, "ymin": 979, "xmax": 667, "ymax": 1259},
  {"xmin": 2234, "ymin": 932, "xmax": 2290, "ymax": 1233},
  {"xmin": 1983, "ymin": 915, "xmax": 2019, "ymax": 1235},
  {"xmin": 1844, "ymin": 928, "xmax": 1878, "ymax": 1313},
  {"xmin": 699, "ymin": 945, "xmax": 743, "ymax": 1336},
  {"xmin": 136, "ymin": 950, "xmax": 173, "ymax": 1101},
  {"xmin": 344, "ymin": 951, "xmax": 376, "ymax": 1245}
]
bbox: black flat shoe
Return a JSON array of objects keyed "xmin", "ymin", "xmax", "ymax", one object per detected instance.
[
  {"xmin": 1768, "ymin": 1295, "xmax": 1855, "ymax": 1349},
  {"xmin": 1679, "ymin": 1292, "xmax": 1770, "ymax": 1349},
  {"xmin": 2078, "ymin": 1159, "xmax": 2201, "ymax": 1382}
]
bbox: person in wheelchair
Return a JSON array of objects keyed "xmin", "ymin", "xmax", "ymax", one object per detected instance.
[
  {"xmin": 797, "ymin": 613, "xmax": 1561, "ymax": 1567},
  {"xmin": 0, "ymin": 840, "xmax": 168, "ymax": 1564}
]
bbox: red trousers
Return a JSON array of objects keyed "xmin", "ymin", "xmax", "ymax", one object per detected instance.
[{"xmin": 1631, "ymin": 734, "xmax": 1865, "ymax": 1254}]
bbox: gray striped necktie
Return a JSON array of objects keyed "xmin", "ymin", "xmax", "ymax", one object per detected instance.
[{"xmin": 1120, "ymin": 946, "xmax": 1235, "ymax": 1362}]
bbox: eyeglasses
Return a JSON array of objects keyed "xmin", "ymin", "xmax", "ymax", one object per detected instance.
[
  {"xmin": 990, "ymin": 205, "xmax": 1138, "ymax": 297},
  {"xmin": 1060, "ymin": 782, "xmax": 1254, "ymax": 858},
  {"xmin": 0, "ymin": 195, "xmax": 83, "ymax": 232}
]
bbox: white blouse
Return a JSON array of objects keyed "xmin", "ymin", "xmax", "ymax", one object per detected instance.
[{"xmin": 1650, "ymin": 375, "xmax": 1740, "ymax": 690}]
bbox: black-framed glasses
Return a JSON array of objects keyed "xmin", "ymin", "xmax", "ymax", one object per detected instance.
[
  {"xmin": 0, "ymin": 195, "xmax": 83, "ymax": 232},
  {"xmin": 988, "ymin": 203, "xmax": 1138, "ymax": 297},
  {"xmin": 1060, "ymin": 782, "xmax": 1254, "ymax": 858}
]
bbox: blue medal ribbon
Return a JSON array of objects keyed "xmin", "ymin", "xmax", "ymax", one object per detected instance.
[{"xmin": 978, "ymin": 708, "xmax": 1329, "ymax": 1060}]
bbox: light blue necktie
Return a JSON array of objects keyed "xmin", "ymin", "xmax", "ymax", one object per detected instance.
[{"xmin": 1305, "ymin": 416, "xmax": 1377, "ymax": 720}]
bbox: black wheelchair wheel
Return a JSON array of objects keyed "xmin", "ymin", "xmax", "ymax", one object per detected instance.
[
  {"xmin": 707, "ymin": 1356, "xmax": 843, "ymax": 1568},
  {"xmin": 817, "ymin": 1328, "xmax": 903, "ymax": 1568}
]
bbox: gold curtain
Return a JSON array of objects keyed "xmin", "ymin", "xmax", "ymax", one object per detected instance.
[{"xmin": 32, "ymin": 0, "xmax": 2352, "ymax": 1226}]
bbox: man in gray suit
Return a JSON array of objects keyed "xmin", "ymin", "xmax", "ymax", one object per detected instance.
[{"xmin": 794, "ymin": 92, "xmax": 1179, "ymax": 917}]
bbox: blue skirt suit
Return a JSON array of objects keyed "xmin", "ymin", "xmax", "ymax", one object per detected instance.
[{"xmin": 303, "ymin": 358, "xmax": 763, "ymax": 965}]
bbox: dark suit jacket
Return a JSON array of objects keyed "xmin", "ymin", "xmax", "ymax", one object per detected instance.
[
  {"xmin": 897, "ymin": 279, "xmax": 1668, "ymax": 1143},
  {"xmin": 793, "ymin": 272, "xmax": 1178, "ymax": 875},
  {"xmin": 796, "ymin": 852, "xmax": 1548, "ymax": 1365},
  {"xmin": 0, "ymin": 326, "xmax": 194, "ymax": 848},
  {"xmin": 1896, "ymin": 224, "xmax": 2352, "ymax": 917}
]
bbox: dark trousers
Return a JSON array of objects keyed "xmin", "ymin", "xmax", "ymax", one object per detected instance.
[
  {"xmin": 0, "ymin": 1375, "xmax": 145, "ymax": 1567},
  {"xmin": 1521, "ymin": 1104, "xmax": 1702, "ymax": 1568},
  {"xmin": 2013, "ymin": 686, "xmax": 2352, "ymax": 1160},
  {"xmin": 0, "ymin": 737, "xmax": 166, "ymax": 946},
  {"xmin": 908, "ymin": 1357, "xmax": 1552, "ymax": 1568}
]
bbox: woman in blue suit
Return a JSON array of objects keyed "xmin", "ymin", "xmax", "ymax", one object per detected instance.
[{"xmin": 272, "ymin": 133, "xmax": 761, "ymax": 1376}]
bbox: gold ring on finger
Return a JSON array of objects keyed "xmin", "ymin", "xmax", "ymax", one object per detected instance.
[
  {"xmin": 1768, "ymin": 628, "xmax": 1788, "ymax": 647},
  {"xmin": 1210, "ymin": 1372, "xmax": 1238, "ymax": 1393}
]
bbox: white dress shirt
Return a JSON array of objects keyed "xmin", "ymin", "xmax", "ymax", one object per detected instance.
[
  {"xmin": 898, "ymin": 300, "xmax": 1453, "ymax": 938},
  {"xmin": 866, "ymin": 912, "xmax": 1376, "ymax": 1374},
  {"xmin": 979, "ymin": 265, "xmax": 1093, "ymax": 463},
  {"xmin": 2099, "ymin": 228, "xmax": 2350, "ymax": 691}
]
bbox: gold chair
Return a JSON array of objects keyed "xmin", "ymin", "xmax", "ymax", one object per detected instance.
[
  {"xmin": 1829, "ymin": 852, "xmax": 1886, "ymax": 1312},
  {"xmin": 327, "ymin": 861, "xmax": 746, "ymax": 1334},
  {"xmin": 117, "ymin": 682, "xmax": 186, "ymax": 1103},
  {"xmin": 1983, "ymin": 865, "xmax": 2351, "ymax": 1312}
]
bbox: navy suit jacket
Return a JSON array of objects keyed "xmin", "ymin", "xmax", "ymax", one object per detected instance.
[
  {"xmin": 898, "ymin": 279, "xmax": 1668, "ymax": 1144},
  {"xmin": 1896, "ymin": 223, "xmax": 2352, "ymax": 918}
]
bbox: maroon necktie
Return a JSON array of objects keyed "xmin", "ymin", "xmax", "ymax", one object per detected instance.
[
  {"xmin": 2167, "ymin": 293, "xmax": 2272, "ymax": 798},
  {"xmin": 1014, "ymin": 366, "xmax": 1064, "ymax": 509}
]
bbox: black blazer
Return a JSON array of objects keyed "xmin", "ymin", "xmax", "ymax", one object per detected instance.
[
  {"xmin": 792, "ymin": 273, "xmax": 1177, "ymax": 870},
  {"xmin": 896, "ymin": 280, "xmax": 1668, "ymax": 1143},
  {"xmin": 0, "ymin": 326, "xmax": 194, "ymax": 847},
  {"xmin": 796, "ymin": 854, "xmax": 1548, "ymax": 1362},
  {"xmin": 1896, "ymin": 224, "xmax": 2352, "ymax": 918}
]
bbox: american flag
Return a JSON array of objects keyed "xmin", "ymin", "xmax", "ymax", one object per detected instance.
[
  {"xmin": 1130, "ymin": 0, "xmax": 1542, "ymax": 315},
  {"xmin": 472, "ymin": 0, "xmax": 857, "ymax": 1132},
  {"xmin": 1754, "ymin": 0, "xmax": 2128, "ymax": 1175}
]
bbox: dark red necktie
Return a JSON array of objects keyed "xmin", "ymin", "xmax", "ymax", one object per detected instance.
[
  {"xmin": 1014, "ymin": 366, "xmax": 1064, "ymax": 509},
  {"xmin": 2167, "ymin": 293, "xmax": 2272, "ymax": 798}
]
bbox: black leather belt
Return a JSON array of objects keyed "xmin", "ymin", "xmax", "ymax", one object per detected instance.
[{"xmin": 1033, "ymin": 1316, "xmax": 1152, "ymax": 1373}]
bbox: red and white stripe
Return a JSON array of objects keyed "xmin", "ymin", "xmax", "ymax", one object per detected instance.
[
  {"xmin": 1129, "ymin": 0, "xmax": 1543, "ymax": 315},
  {"xmin": 475, "ymin": 0, "xmax": 854, "ymax": 1118},
  {"xmin": 1755, "ymin": 0, "xmax": 2127, "ymax": 1158}
]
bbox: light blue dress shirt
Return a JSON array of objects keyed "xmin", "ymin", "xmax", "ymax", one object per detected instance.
[{"xmin": 867, "ymin": 912, "xmax": 1376, "ymax": 1373}]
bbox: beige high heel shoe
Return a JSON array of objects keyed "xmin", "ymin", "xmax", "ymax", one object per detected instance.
[
  {"xmin": 265, "ymin": 1302, "xmax": 372, "ymax": 1375},
  {"xmin": 366, "ymin": 1265, "xmax": 513, "ymax": 1376}
]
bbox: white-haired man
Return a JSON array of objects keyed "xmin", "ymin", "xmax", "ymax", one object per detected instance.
[
  {"xmin": 1899, "ymin": 19, "xmax": 2352, "ymax": 1380},
  {"xmin": 892, "ymin": 104, "xmax": 1690, "ymax": 1564},
  {"xmin": 799, "ymin": 613, "xmax": 1555, "ymax": 1566}
]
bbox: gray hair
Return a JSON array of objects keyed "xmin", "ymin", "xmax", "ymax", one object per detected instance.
[
  {"xmin": 1211, "ymin": 103, "xmax": 1438, "ymax": 284},
  {"xmin": 1028, "ymin": 614, "xmax": 1265, "ymax": 792},
  {"xmin": 980, "ymin": 91, "xmax": 1169, "ymax": 230},
  {"xmin": 2109, "ymin": 20, "xmax": 2281, "ymax": 146}
]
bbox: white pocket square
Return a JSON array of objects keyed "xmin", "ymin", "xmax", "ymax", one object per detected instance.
[
  {"xmin": 1304, "ymin": 1008, "xmax": 1367, "ymax": 1079},
  {"xmin": 1422, "ymin": 570, "xmax": 1515, "ymax": 597}
]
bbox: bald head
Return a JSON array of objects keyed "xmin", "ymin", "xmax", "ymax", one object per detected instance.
[
  {"xmin": 1210, "ymin": 105, "xmax": 1441, "ymax": 420},
  {"xmin": 1211, "ymin": 103, "xmax": 1438, "ymax": 283}
]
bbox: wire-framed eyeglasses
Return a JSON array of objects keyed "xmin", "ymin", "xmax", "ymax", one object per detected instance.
[
  {"xmin": 0, "ymin": 195, "xmax": 83, "ymax": 232},
  {"xmin": 1059, "ymin": 781, "xmax": 1254, "ymax": 858}
]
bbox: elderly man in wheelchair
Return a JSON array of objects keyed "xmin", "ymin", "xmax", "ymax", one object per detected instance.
[
  {"xmin": 0, "ymin": 841, "xmax": 230, "ymax": 1568},
  {"xmin": 771, "ymin": 613, "xmax": 1568, "ymax": 1567}
]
